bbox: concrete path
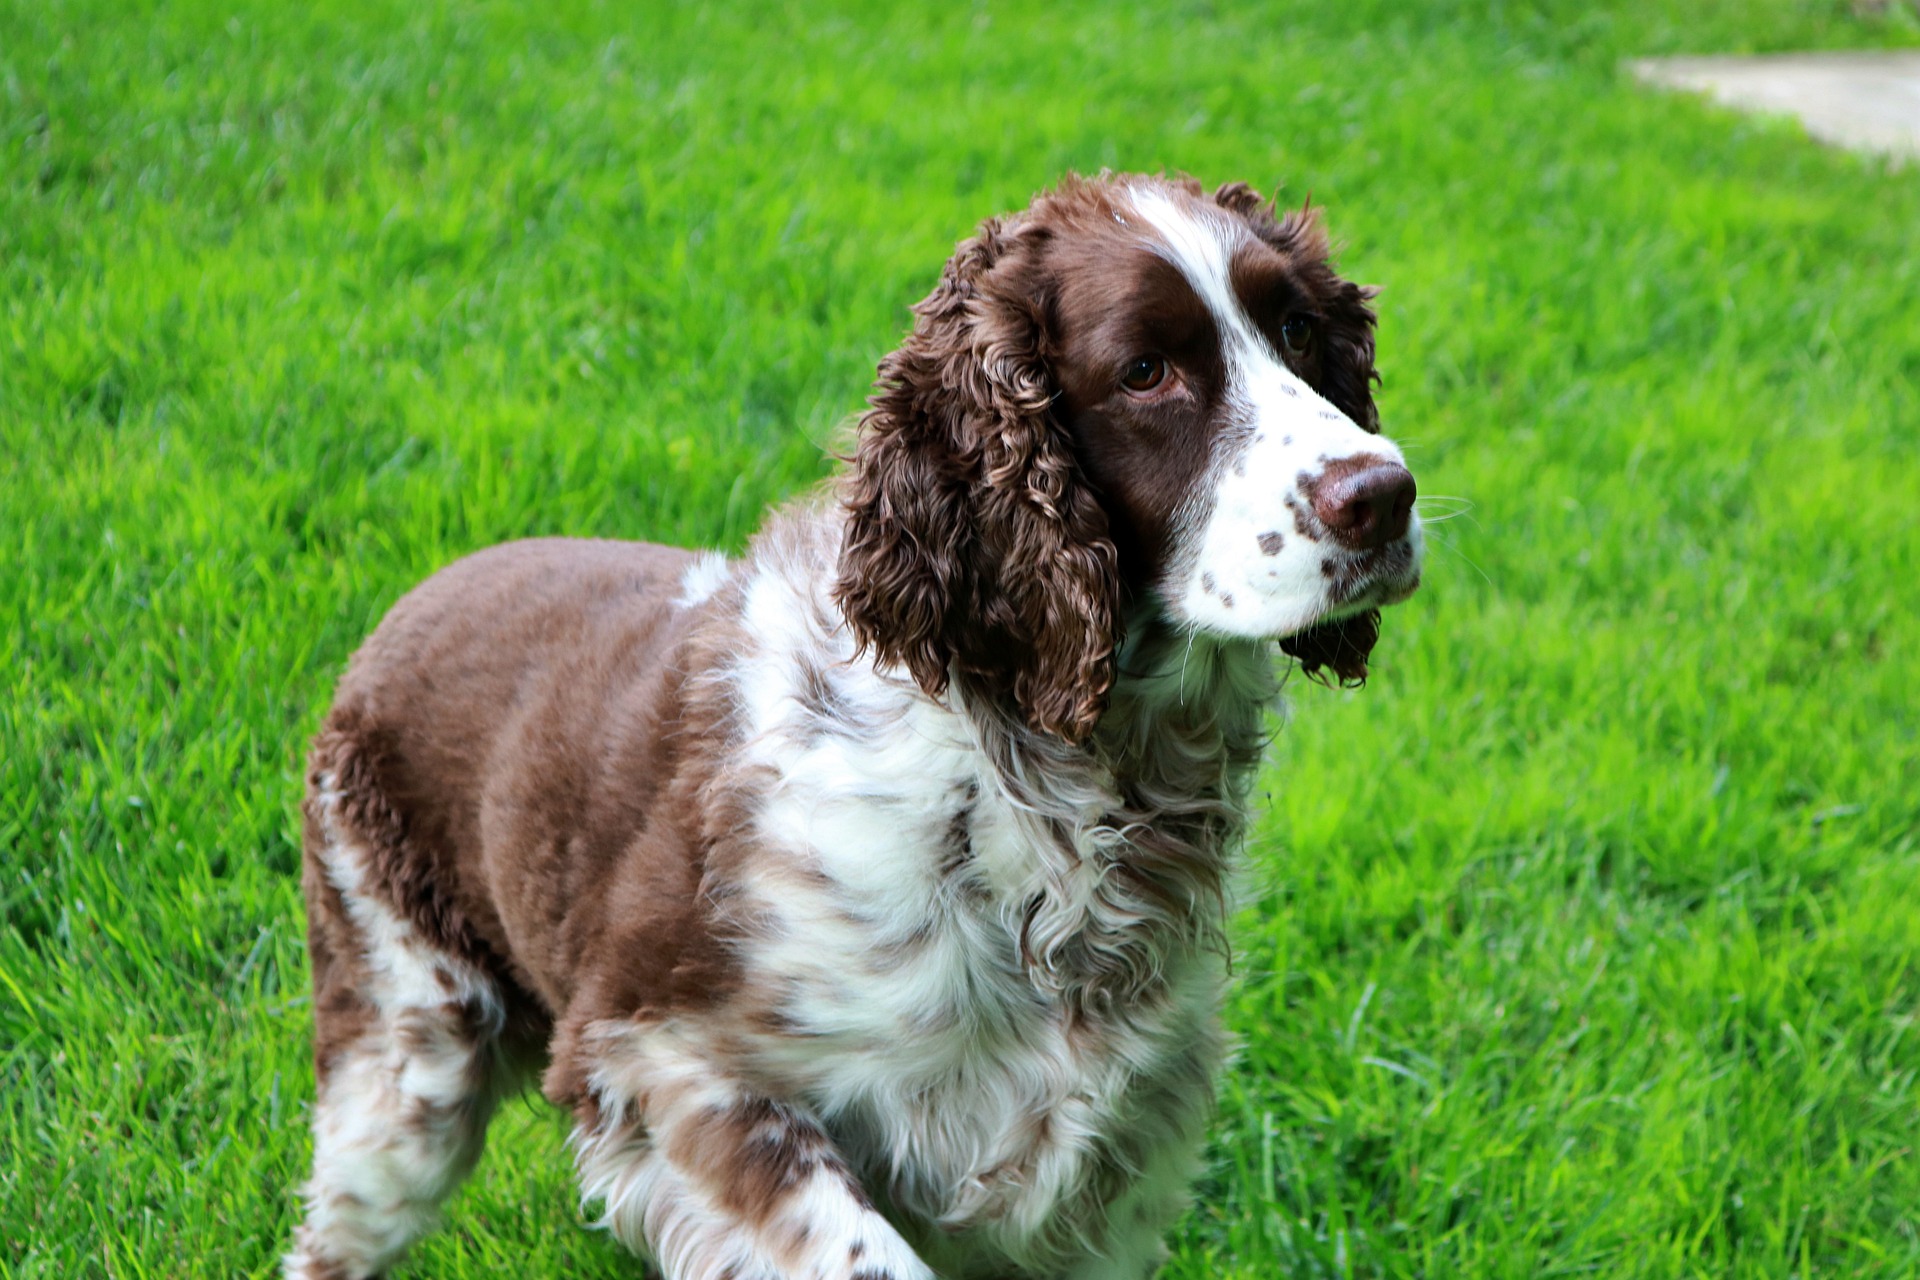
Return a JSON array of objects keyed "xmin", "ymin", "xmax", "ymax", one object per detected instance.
[{"xmin": 1631, "ymin": 51, "xmax": 1920, "ymax": 162}]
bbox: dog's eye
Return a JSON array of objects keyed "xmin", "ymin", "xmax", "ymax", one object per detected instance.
[
  {"xmin": 1280, "ymin": 315, "xmax": 1314, "ymax": 357},
  {"xmin": 1121, "ymin": 356, "xmax": 1167, "ymax": 393}
]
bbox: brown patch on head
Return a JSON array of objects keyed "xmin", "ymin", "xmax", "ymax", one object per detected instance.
[
  {"xmin": 1215, "ymin": 182, "xmax": 1381, "ymax": 433},
  {"xmin": 1041, "ymin": 186, "xmax": 1229, "ymax": 601}
]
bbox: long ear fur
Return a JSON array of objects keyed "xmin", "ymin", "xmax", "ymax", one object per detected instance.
[{"xmin": 835, "ymin": 213, "xmax": 1121, "ymax": 742}]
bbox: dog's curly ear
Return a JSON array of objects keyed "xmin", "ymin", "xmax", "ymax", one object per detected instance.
[{"xmin": 836, "ymin": 213, "xmax": 1121, "ymax": 743}]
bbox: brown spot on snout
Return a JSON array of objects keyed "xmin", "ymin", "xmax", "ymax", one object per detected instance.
[
  {"xmin": 1257, "ymin": 531, "xmax": 1284, "ymax": 555},
  {"xmin": 1287, "ymin": 488, "xmax": 1316, "ymax": 539}
]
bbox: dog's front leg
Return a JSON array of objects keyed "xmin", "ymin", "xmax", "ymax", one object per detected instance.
[{"xmin": 562, "ymin": 1019, "xmax": 930, "ymax": 1280}]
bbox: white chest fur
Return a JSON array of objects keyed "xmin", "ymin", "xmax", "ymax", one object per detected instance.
[{"xmin": 711, "ymin": 542, "xmax": 1232, "ymax": 1273}]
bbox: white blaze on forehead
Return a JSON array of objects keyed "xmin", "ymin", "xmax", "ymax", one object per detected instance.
[
  {"xmin": 1125, "ymin": 185, "xmax": 1274, "ymax": 368},
  {"xmin": 1119, "ymin": 182, "xmax": 1420, "ymax": 640}
]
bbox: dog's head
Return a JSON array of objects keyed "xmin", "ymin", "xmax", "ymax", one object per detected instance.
[{"xmin": 836, "ymin": 173, "xmax": 1423, "ymax": 741}]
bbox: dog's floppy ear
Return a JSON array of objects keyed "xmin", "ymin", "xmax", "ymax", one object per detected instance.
[{"xmin": 835, "ymin": 212, "xmax": 1121, "ymax": 743}]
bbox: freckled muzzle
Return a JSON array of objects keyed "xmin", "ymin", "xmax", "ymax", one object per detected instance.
[{"xmin": 1171, "ymin": 427, "xmax": 1425, "ymax": 645}]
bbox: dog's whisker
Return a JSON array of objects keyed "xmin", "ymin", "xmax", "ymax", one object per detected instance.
[{"xmin": 1421, "ymin": 527, "xmax": 1496, "ymax": 586}]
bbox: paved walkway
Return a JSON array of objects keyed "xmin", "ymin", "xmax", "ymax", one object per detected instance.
[{"xmin": 1631, "ymin": 51, "xmax": 1920, "ymax": 162}]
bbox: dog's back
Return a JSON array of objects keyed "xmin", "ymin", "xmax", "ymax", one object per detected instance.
[{"xmin": 307, "ymin": 537, "xmax": 707, "ymax": 1008}]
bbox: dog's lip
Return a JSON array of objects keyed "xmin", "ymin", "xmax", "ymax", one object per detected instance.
[{"xmin": 1321, "ymin": 540, "xmax": 1422, "ymax": 612}]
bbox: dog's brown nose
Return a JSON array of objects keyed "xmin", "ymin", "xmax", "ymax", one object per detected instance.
[{"xmin": 1310, "ymin": 458, "xmax": 1417, "ymax": 551}]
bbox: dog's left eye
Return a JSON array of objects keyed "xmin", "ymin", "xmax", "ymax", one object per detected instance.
[
  {"xmin": 1121, "ymin": 356, "xmax": 1168, "ymax": 393},
  {"xmin": 1280, "ymin": 315, "xmax": 1314, "ymax": 357}
]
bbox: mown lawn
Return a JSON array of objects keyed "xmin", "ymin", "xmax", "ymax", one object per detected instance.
[{"xmin": 4, "ymin": 1, "xmax": 1919, "ymax": 1276}]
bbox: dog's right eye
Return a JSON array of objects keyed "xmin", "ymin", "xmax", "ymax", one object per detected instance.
[{"xmin": 1121, "ymin": 356, "xmax": 1167, "ymax": 393}]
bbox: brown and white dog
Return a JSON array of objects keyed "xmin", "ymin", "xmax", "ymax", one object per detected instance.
[{"xmin": 287, "ymin": 173, "xmax": 1422, "ymax": 1280}]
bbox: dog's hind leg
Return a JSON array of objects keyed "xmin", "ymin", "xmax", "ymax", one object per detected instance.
[
  {"xmin": 561, "ymin": 1019, "xmax": 933, "ymax": 1280},
  {"xmin": 285, "ymin": 783, "xmax": 509, "ymax": 1280}
]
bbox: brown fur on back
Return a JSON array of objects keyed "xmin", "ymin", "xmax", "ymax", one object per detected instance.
[{"xmin": 304, "ymin": 540, "xmax": 735, "ymax": 1041}]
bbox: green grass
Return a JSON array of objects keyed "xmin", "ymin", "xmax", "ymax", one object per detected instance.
[{"xmin": 5, "ymin": 0, "xmax": 1919, "ymax": 1275}]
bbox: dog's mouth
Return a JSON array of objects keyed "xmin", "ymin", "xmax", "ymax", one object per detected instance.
[{"xmin": 1322, "ymin": 540, "xmax": 1423, "ymax": 612}]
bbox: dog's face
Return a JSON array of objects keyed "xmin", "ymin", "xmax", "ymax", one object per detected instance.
[
  {"xmin": 838, "ymin": 174, "xmax": 1424, "ymax": 740},
  {"xmin": 1046, "ymin": 182, "xmax": 1423, "ymax": 646}
]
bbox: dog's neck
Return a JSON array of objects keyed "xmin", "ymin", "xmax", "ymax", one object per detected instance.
[{"xmin": 951, "ymin": 605, "xmax": 1279, "ymax": 1004}]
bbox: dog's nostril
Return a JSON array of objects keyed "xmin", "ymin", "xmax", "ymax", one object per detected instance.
[{"xmin": 1311, "ymin": 461, "xmax": 1417, "ymax": 551}]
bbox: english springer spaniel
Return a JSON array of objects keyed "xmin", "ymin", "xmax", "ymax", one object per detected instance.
[{"xmin": 287, "ymin": 173, "xmax": 1423, "ymax": 1280}]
